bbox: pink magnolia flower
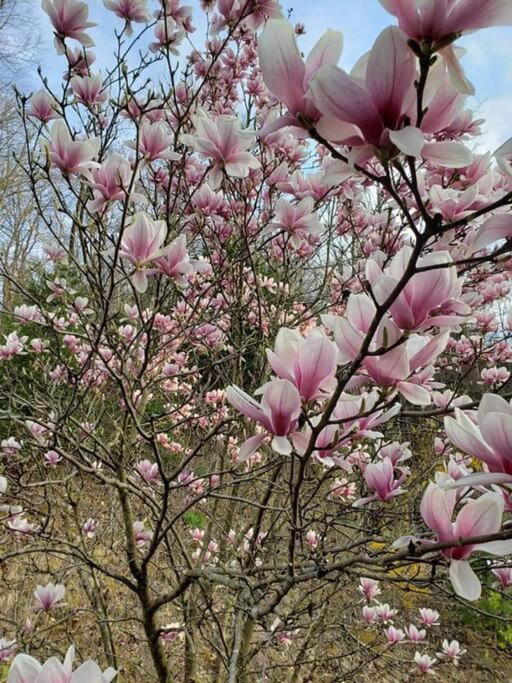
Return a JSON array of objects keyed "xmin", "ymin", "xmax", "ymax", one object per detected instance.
[
  {"xmin": 133, "ymin": 520, "xmax": 152, "ymax": 547},
  {"xmin": 375, "ymin": 602, "xmax": 397, "ymax": 623},
  {"xmin": 323, "ymin": 292, "xmax": 448, "ymax": 404},
  {"xmin": 7, "ymin": 645, "xmax": 117, "ymax": 682},
  {"xmin": 42, "ymin": 0, "xmax": 97, "ymax": 54},
  {"xmin": 380, "ymin": 0, "xmax": 512, "ymax": 94},
  {"xmin": 85, "ymin": 153, "xmax": 134, "ymax": 212},
  {"xmin": 269, "ymin": 197, "xmax": 321, "ymax": 248},
  {"xmin": 357, "ymin": 457, "xmax": 407, "ymax": 506},
  {"xmin": 47, "ymin": 120, "xmax": 100, "ymax": 175},
  {"xmin": 103, "ymin": 0, "xmax": 150, "ymax": 35},
  {"xmin": 44, "ymin": 450, "xmax": 62, "ymax": 466},
  {"xmin": 308, "ymin": 26, "xmax": 472, "ymax": 167},
  {"xmin": 367, "ymin": 246, "xmax": 470, "ymax": 331},
  {"xmin": 212, "ymin": 0, "xmax": 282, "ymax": 33},
  {"xmin": 358, "ymin": 577, "xmax": 381, "ymax": 602},
  {"xmin": 118, "ymin": 212, "xmax": 167, "ymax": 292},
  {"xmin": 418, "ymin": 608, "xmax": 440, "ymax": 627},
  {"xmin": 361, "ymin": 605, "xmax": 378, "ymax": 624},
  {"xmin": 385, "ymin": 626, "xmax": 405, "ymax": 645},
  {"xmin": 129, "ymin": 121, "xmax": 180, "ymax": 163},
  {"xmin": 34, "ymin": 582, "xmax": 66, "ymax": 611},
  {"xmin": 226, "ymin": 378, "xmax": 301, "ymax": 457},
  {"xmin": 492, "ymin": 566, "xmax": 512, "ymax": 588},
  {"xmin": 406, "ymin": 624, "xmax": 427, "ymax": 643},
  {"xmin": 135, "ymin": 459, "xmax": 160, "ymax": 484},
  {"xmin": 420, "ymin": 483, "xmax": 512, "ymax": 600},
  {"xmin": 149, "ymin": 16, "xmax": 185, "ymax": 54},
  {"xmin": 27, "ymin": 90, "xmax": 61, "ymax": 123},
  {"xmin": 414, "ymin": 652, "xmax": 436, "ymax": 675},
  {"xmin": 181, "ymin": 112, "xmax": 260, "ymax": 187},
  {"xmin": 70, "ymin": 74, "xmax": 108, "ymax": 107},
  {"xmin": 265, "ymin": 327, "xmax": 338, "ymax": 401},
  {"xmin": 438, "ymin": 639, "xmax": 466, "ymax": 665},
  {"xmin": 1, "ymin": 437, "xmax": 22, "ymax": 456},
  {"xmin": 65, "ymin": 46, "xmax": 96, "ymax": 78},
  {"xmin": 154, "ymin": 234, "xmax": 193, "ymax": 286},
  {"xmin": 258, "ymin": 19, "xmax": 343, "ymax": 134},
  {"xmin": 305, "ymin": 529, "xmax": 318, "ymax": 548},
  {"xmin": 445, "ymin": 394, "xmax": 512, "ymax": 478},
  {"xmin": 13, "ymin": 305, "xmax": 44, "ymax": 324}
]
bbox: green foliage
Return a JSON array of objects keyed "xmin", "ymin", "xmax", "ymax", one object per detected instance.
[
  {"xmin": 460, "ymin": 587, "xmax": 512, "ymax": 649},
  {"xmin": 183, "ymin": 511, "xmax": 206, "ymax": 529}
]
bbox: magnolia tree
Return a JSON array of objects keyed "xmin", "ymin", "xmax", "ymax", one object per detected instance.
[{"xmin": 2, "ymin": 0, "xmax": 512, "ymax": 680}]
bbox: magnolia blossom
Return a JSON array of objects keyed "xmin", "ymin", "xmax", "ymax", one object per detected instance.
[
  {"xmin": 34, "ymin": 582, "xmax": 66, "ymax": 611},
  {"xmin": 380, "ymin": 0, "xmax": 512, "ymax": 94},
  {"xmin": 129, "ymin": 121, "xmax": 180, "ymax": 163},
  {"xmin": 420, "ymin": 484, "xmax": 512, "ymax": 600},
  {"xmin": 47, "ymin": 120, "xmax": 100, "ymax": 175},
  {"xmin": 154, "ymin": 234, "xmax": 193, "ymax": 287},
  {"xmin": 149, "ymin": 17, "xmax": 185, "ymax": 53},
  {"xmin": 27, "ymin": 90, "xmax": 61, "ymax": 123},
  {"xmin": 70, "ymin": 74, "xmax": 108, "ymax": 107},
  {"xmin": 226, "ymin": 378, "xmax": 301, "ymax": 457},
  {"xmin": 324, "ymin": 294, "xmax": 449, "ymax": 405},
  {"xmin": 103, "ymin": 0, "xmax": 150, "ymax": 34},
  {"xmin": 265, "ymin": 327, "xmax": 338, "ymax": 401},
  {"xmin": 181, "ymin": 112, "xmax": 260, "ymax": 187},
  {"xmin": 418, "ymin": 608, "xmax": 440, "ymax": 627},
  {"xmin": 42, "ymin": 0, "xmax": 96, "ymax": 54},
  {"xmin": 305, "ymin": 529, "xmax": 318, "ymax": 548},
  {"xmin": 82, "ymin": 517, "xmax": 98, "ymax": 538},
  {"xmin": 367, "ymin": 246, "xmax": 470, "ymax": 331},
  {"xmin": 492, "ymin": 566, "xmax": 512, "ymax": 588},
  {"xmin": 258, "ymin": 19, "xmax": 343, "ymax": 134},
  {"xmin": 406, "ymin": 624, "xmax": 426, "ymax": 643},
  {"xmin": 414, "ymin": 652, "xmax": 436, "ymax": 675},
  {"xmin": 133, "ymin": 520, "xmax": 152, "ymax": 547},
  {"xmin": 118, "ymin": 212, "xmax": 167, "ymax": 292},
  {"xmin": 385, "ymin": 626, "xmax": 405, "ymax": 644},
  {"xmin": 269, "ymin": 197, "xmax": 321, "ymax": 248},
  {"xmin": 358, "ymin": 577, "xmax": 381, "ymax": 602},
  {"xmin": 357, "ymin": 457, "xmax": 407, "ymax": 506},
  {"xmin": 445, "ymin": 393, "xmax": 512, "ymax": 479},
  {"xmin": 85, "ymin": 153, "xmax": 134, "ymax": 212},
  {"xmin": 438, "ymin": 639, "xmax": 466, "ymax": 665},
  {"xmin": 7, "ymin": 645, "xmax": 117, "ymax": 682},
  {"xmin": 44, "ymin": 450, "xmax": 62, "ymax": 466},
  {"xmin": 308, "ymin": 26, "xmax": 472, "ymax": 167},
  {"xmin": 1, "ymin": 437, "xmax": 22, "ymax": 455}
]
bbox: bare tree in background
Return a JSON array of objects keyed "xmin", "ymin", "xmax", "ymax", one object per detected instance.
[{"xmin": 0, "ymin": 0, "xmax": 42, "ymax": 307}]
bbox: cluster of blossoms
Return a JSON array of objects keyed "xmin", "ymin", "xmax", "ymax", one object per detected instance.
[{"xmin": 358, "ymin": 578, "xmax": 466, "ymax": 675}]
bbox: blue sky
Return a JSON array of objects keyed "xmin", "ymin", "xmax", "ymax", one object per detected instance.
[{"xmin": 32, "ymin": 0, "xmax": 512, "ymax": 151}]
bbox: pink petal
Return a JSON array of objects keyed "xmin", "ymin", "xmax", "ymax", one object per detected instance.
[
  {"xmin": 422, "ymin": 141, "xmax": 472, "ymax": 168},
  {"xmin": 420, "ymin": 482, "xmax": 456, "ymax": 541},
  {"xmin": 397, "ymin": 381, "xmax": 431, "ymax": 405},
  {"xmin": 366, "ymin": 26, "xmax": 416, "ymax": 127},
  {"xmin": 258, "ymin": 20, "xmax": 306, "ymax": 115},
  {"xmin": 305, "ymin": 29, "xmax": 343, "ymax": 83},
  {"xmin": 389, "ymin": 126, "xmax": 425, "ymax": 158},
  {"xmin": 449, "ymin": 559, "xmax": 481, "ymax": 600},
  {"xmin": 308, "ymin": 65, "xmax": 384, "ymax": 145},
  {"xmin": 238, "ymin": 433, "xmax": 267, "ymax": 462},
  {"xmin": 439, "ymin": 45, "xmax": 475, "ymax": 96},
  {"xmin": 454, "ymin": 491, "xmax": 503, "ymax": 538},
  {"xmin": 473, "ymin": 214, "xmax": 512, "ymax": 252}
]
